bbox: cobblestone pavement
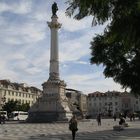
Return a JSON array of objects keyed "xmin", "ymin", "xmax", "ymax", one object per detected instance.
[{"xmin": 0, "ymin": 119, "xmax": 140, "ymax": 140}]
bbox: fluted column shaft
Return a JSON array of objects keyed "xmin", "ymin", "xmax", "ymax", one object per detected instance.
[{"xmin": 47, "ymin": 16, "xmax": 62, "ymax": 80}]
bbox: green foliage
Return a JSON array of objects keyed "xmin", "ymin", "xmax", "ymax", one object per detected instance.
[
  {"xmin": 20, "ymin": 103, "xmax": 30, "ymax": 112},
  {"xmin": 66, "ymin": 0, "xmax": 140, "ymax": 95},
  {"xmin": 90, "ymin": 35, "xmax": 140, "ymax": 95},
  {"xmin": 2, "ymin": 100, "xmax": 30, "ymax": 114},
  {"xmin": 2, "ymin": 100, "xmax": 19, "ymax": 114},
  {"xmin": 66, "ymin": 0, "xmax": 112, "ymax": 24}
]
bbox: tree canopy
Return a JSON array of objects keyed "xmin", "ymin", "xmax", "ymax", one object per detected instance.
[
  {"xmin": 66, "ymin": 0, "xmax": 140, "ymax": 95},
  {"xmin": 2, "ymin": 100, "xmax": 30, "ymax": 115}
]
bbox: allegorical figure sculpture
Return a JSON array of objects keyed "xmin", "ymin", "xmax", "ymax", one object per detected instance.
[{"xmin": 52, "ymin": 2, "xmax": 58, "ymax": 16}]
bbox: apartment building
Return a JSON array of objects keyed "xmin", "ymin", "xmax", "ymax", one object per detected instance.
[
  {"xmin": 0, "ymin": 79, "xmax": 42, "ymax": 110},
  {"xmin": 87, "ymin": 91, "xmax": 140, "ymax": 117}
]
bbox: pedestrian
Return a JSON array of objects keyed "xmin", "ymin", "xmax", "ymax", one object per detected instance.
[
  {"xmin": 132, "ymin": 113, "xmax": 135, "ymax": 121},
  {"xmin": 113, "ymin": 113, "xmax": 117, "ymax": 121},
  {"xmin": 138, "ymin": 113, "xmax": 140, "ymax": 120},
  {"xmin": 129, "ymin": 113, "xmax": 132, "ymax": 121},
  {"xmin": 97, "ymin": 113, "xmax": 101, "ymax": 126},
  {"xmin": 0, "ymin": 114, "xmax": 1, "ymax": 124},
  {"xmin": 1, "ymin": 115, "xmax": 6, "ymax": 124},
  {"xmin": 119, "ymin": 117, "xmax": 125, "ymax": 125},
  {"xmin": 69, "ymin": 115, "xmax": 78, "ymax": 140}
]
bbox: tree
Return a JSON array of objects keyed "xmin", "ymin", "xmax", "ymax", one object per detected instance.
[
  {"xmin": 20, "ymin": 103, "xmax": 30, "ymax": 112},
  {"xmin": 2, "ymin": 100, "xmax": 19, "ymax": 114},
  {"xmin": 66, "ymin": 0, "xmax": 140, "ymax": 95},
  {"xmin": 2, "ymin": 100, "xmax": 30, "ymax": 115}
]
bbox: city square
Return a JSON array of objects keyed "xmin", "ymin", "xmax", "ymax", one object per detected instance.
[
  {"xmin": 0, "ymin": 1, "xmax": 140, "ymax": 140},
  {"xmin": 0, "ymin": 119, "xmax": 140, "ymax": 140}
]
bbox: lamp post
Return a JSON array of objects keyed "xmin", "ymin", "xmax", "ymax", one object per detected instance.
[
  {"xmin": 1, "ymin": 96, "xmax": 6, "ymax": 110},
  {"xmin": 108, "ymin": 103, "xmax": 112, "ymax": 117}
]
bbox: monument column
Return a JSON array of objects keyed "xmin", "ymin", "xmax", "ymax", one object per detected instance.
[
  {"xmin": 47, "ymin": 16, "xmax": 61, "ymax": 80},
  {"xmin": 27, "ymin": 2, "xmax": 72, "ymax": 123}
]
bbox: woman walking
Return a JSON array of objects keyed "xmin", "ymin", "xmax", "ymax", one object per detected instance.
[
  {"xmin": 97, "ymin": 113, "xmax": 101, "ymax": 126},
  {"xmin": 69, "ymin": 115, "xmax": 78, "ymax": 140}
]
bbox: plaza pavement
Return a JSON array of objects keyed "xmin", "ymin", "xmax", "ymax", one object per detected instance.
[{"xmin": 0, "ymin": 118, "xmax": 140, "ymax": 140}]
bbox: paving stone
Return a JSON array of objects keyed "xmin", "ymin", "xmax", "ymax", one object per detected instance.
[{"xmin": 0, "ymin": 119, "xmax": 140, "ymax": 140}]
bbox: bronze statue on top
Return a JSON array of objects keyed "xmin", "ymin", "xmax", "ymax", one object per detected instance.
[{"xmin": 52, "ymin": 2, "xmax": 58, "ymax": 16}]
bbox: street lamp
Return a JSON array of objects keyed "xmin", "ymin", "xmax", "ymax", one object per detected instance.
[
  {"xmin": 1, "ymin": 96, "xmax": 6, "ymax": 110},
  {"xmin": 108, "ymin": 103, "xmax": 112, "ymax": 117}
]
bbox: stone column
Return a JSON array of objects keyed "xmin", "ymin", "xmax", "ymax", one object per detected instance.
[
  {"xmin": 27, "ymin": 14, "xmax": 72, "ymax": 123},
  {"xmin": 47, "ymin": 15, "xmax": 62, "ymax": 80}
]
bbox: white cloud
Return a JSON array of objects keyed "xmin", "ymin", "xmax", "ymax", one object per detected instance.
[
  {"xmin": 20, "ymin": 23, "xmax": 46, "ymax": 43},
  {"xmin": 74, "ymin": 61, "xmax": 89, "ymax": 65},
  {"xmin": 31, "ymin": 51, "xmax": 50, "ymax": 68},
  {"xmin": 0, "ymin": 15, "xmax": 5, "ymax": 26},
  {"xmin": 25, "ymin": 67, "xmax": 42, "ymax": 75},
  {"xmin": 60, "ymin": 41, "xmax": 89, "ymax": 62},
  {"xmin": 5, "ymin": 37, "xmax": 23, "ymax": 45},
  {"xmin": 64, "ymin": 73, "xmax": 124, "ymax": 94},
  {"xmin": 0, "ymin": 0, "xmax": 123, "ymax": 94},
  {"xmin": 0, "ymin": 0, "xmax": 32, "ymax": 14},
  {"xmin": 0, "ymin": 22, "xmax": 46, "ymax": 46},
  {"xmin": 0, "ymin": 60, "xmax": 18, "ymax": 81},
  {"xmin": 65, "ymin": 72, "xmax": 103, "ymax": 83},
  {"xmin": 30, "ymin": 11, "xmax": 48, "ymax": 22},
  {"xmin": 6, "ymin": 53, "xmax": 25, "ymax": 61},
  {"xmin": 59, "ymin": 30, "xmax": 94, "ymax": 62},
  {"xmin": 58, "ymin": 11, "xmax": 92, "ymax": 32}
]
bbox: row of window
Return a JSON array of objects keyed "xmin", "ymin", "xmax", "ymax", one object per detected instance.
[
  {"xmin": 89, "ymin": 102, "xmax": 118, "ymax": 106},
  {"xmin": 90, "ymin": 108, "xmax": 118, "ymax": 112},
  {"xmin": 88, "ymin": 96, "xmax": 140, "ymax": 101},
  {"xmin": 89, "ymin": 102, "xmax": 140, "ymax": 110},
  {"xmin": 0, "ymin": 85, "xmax": 32, "ymax": 92},
  {"xmin": 3, "ymin": 90, "xmax": 34, "ymax": 98},
  {"xmin": 88, "ymin": 96, "xmax": 118, "ymax": 101},
  {"xmin": 89, "ymin": 100, "xmax": 139, "ymax": 107},
  {"xmin": 6, "ymin": 98, "xmax": 33, "ymax": 105}
]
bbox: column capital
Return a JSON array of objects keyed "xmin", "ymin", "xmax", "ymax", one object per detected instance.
[{"xmin": 47, "ymin": 15, "xmax": 62, "ymax": 29}]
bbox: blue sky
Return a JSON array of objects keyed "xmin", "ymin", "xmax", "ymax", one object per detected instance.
[{"xmin": 0, "ymin": 0, "xmax": 124, "ymax": 94}]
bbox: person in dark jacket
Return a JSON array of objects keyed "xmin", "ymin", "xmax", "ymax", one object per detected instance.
[
  {"xmin": 0, "ymin": 115, "xmax": 1, "ymax": 124},
  {"xmin": 0, "ymin": 115, "xmax": 6, "ymax": 124},
  {"xmin": 69, "ymin": 115, "xmax": 78, "ymax": 140},
  {"xmin": 97, "ymin": 113, "xmax": 101, "ymax": 126},
  {"xmin": 119, "ymin": 117, "xmax": 125, "ymax": 125},
  {"xmin": 113, "ymin": 113, "xmax": 117, "ymax": 121}
]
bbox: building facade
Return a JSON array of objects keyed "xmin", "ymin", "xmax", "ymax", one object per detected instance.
[
  {"xmin": 87, "ymin": 91, "xmax": 140, "ymax": 117},
  {"xmin": 0, "ymin": 79, "xmax": 42, "ymax": 110}
]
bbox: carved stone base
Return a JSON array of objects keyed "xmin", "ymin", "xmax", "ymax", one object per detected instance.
[
  {"xmin": 27, "ymin": 78, "xmax": 72, "ymax": 123},
  {"xmin": 27, "ymin": 111, "xmax": 72, "ymax": 123}
]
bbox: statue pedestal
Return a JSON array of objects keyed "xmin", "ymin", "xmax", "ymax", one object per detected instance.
[{"xmin": 27, "ymin": 78, "xmax": 72, "ymax": 122}]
